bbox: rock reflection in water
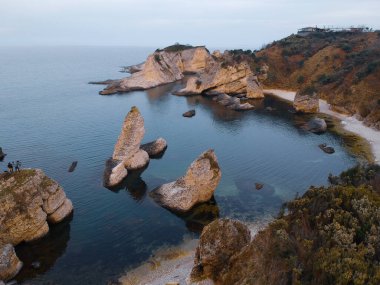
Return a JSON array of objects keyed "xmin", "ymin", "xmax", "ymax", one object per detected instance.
[
  {"xmin": 105, "ymin": 167, "xmax": 148, "ymax": 201},
  {"xmin": 15, "ymin": 217, "xmax": 71, "ymax": 282}
]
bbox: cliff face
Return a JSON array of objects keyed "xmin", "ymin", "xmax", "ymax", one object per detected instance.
[
  {"xmin": 0, "ymin": 169, "xmax": 73, "ymax": 246},
  {"xmin": 97, "ymin": 44, "xmax": 265, "ymax": 99},
  {"xmin": 255, "ymin": 31, "xmax": 380, "ymax": 129}
]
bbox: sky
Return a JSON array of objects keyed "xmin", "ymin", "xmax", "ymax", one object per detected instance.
[{"xmin": 1, "ymin": 0, "xmax": 379, "ymax": 49}]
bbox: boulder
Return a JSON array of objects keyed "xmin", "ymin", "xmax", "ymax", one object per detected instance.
[
  {"xmin": 319, "ymin": 143, "xmax": 335, "ymax": 154},
  {"xmin": 47, "ymin": 199, "xmax": 73, "ymax": 224},
  {"xmin": 294, "ymin": 91, "xmax": 319, "ymax": 113},
  {"xmin": 182, "ymin": 110, "xmax": 196, "ymax": 117},
  {"xmin": 190, "ymin": 219, "xmax": 251, "ymax": 281},
  {"xmin": 0, "ymin": 244, "xmax": 23, "ymax": 281},
  {"xmin": 150, "ymin": 150, "xmax": 221, "ymax": 212},
  {"xmin": 141, "ymin": 138, "xmax": 168, "ymax": 157},
  {"xmin": 306, "ymin": 117, "xmax": 327, "ymax": 133},
  {"xmin": 123, "ymin": 149, "xmax": 150, "ymax": 171},
  {"xmin": 246, "ymin": 75, "xmax": 264, "ymax": 99},
  {"xmin": 0, "ymin": 169, "xmax": 74, "ymax": 246},
  {"xmin": 103, "ymin": 159, "xmax": 128, "ymax": 188}
]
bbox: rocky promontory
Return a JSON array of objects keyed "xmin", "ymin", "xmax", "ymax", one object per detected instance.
[
  {"xmin": 0, "ymin": 169, "xmax": 73, "ymax": 281},
  {"xmin": 150, "ymin": 149, "xmax": 221, "ymax": 212},
  {"xmin": 93, "ymin": 44, "xmax": 267, "ymax": 106}
]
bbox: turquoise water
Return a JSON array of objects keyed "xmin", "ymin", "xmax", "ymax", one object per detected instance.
[{"xmin": 0, "ymin": 47, "xmax": 356, "ymax": 284}]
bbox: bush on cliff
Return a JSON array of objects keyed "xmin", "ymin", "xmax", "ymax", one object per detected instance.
[{"xmin": 220, "ymin": 164, "xmax": 380, "ymax": 285}]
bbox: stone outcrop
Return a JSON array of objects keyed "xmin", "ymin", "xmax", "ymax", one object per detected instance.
[
  {"xmin": 319, "ymin": 143, "xmax": 335, "ymax": 154},
  {"xmin": 104, "ymin": 107, "xmax": 148, "ymax": 187},
  {"xmin": 294, "ymin": 91, "xmax": 319, "ymax": 113},
  {"xmin": 190, "ymin": 219, "xmax": 251, "ymax": 282},
  {"xmin": 94, "ymin": 45, "xmax": 266, "ymax": 104},
  {"xmin": 212, "ymin": 93, "xmax": 254, "ymax": 111},
  {"xmin": 0, "ymin": 148, "xmax": 5, "ymax": 161},
  {"xmin": 150, "ymin": 150, "xmax": 221, "ymax": 212},
  {"xmin": 0, "ymin": 244, "xmax": 23, "ymax": 281},
  {"xmin": 141, "ymin": 138, "xmax": 167, "ymax": 157},
  {"xmin": 104, "ymin": 107, "xmax": 168, "ymax": 187},
  {"xmin": 182, "ymin": 110, "xmax": 196, "ymax": 118},
  {"xmin": 0, "ymin": 169, "xmax": 73, "ymax": 246},
  {"xmin": 98, "ymin": 46, "xmax": 211, "ymax": 95}
]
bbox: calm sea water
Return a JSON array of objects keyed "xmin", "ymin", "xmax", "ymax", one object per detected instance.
[{"xmin": 0, "ymin": 46, "xmax": 357, "ymax": 284}]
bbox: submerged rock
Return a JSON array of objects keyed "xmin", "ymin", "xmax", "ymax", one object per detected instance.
[
  {"xmin": 294, "ymin": 91, "xmax": 319, "ymax": 113},
  {"xmin": 306, "ymin": 117, "xmax": 327, "ymax": 133},
  {"xmin": 0, "ymin": 169, "xmax": 74, "ymax": 246},
  {"xmin": 190, "ymin": 219, "xmax": 251, "ymax": 282},
  {"xmin": 150, "ymin": 150, "xmax": 222, "ymax": 212},
  {"xmin": 68, "ymin": 161, "xmax": 78, "ymax": 172},
  {"xmin": 182, "ymin": 110, "xmax": 196, "ymax": 118},
  {"xmin": 0, "ymin": 244, "xmax": 23, "ymax": 281},
  {"xmin": 319, "ymin": 143, "xmax": 335, "ymax": 154},
  {"xmin": 141, "ymin": 138, "xmax": 168, "ymax": 158}
]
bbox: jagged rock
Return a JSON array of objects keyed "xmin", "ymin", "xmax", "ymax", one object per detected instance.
[
  {"xmin": 104, "ymin": 106, "xmax": 149, "ymax": 187},
  {"xmin": 294, "ymin": 91, "xmax": 319, "ymax": 113},
  {"xmin": 121, "ymin": 62, "xmax": 145, "ymax": 74},
  {"xmin": 0, "ymin": 148, "xmax": 5, "ymax": 161},
  {"xmin": 0, "ymin": 244, "xmax": 23, "ymax": 281},
  {"xmin": 113, "ymin": 106, "xmax": 145, "ymax": 161},
  {"xmin": 150, "ymin": 150, "xmax": 221, "ymax": 212},
  {"xmin": 123, "ymin": 149, "xmax": 150, "ymax": 171},
  {"xmin": 306, "ymin": 117, "xmax": 327, "ymax": 133},
  {"xmin": 190, "ymin": 219, "xmax": 251, "ymax": 282},
  {"xmin": 99, "ymin": 47, "xmax": 211, "ymax": 95},
  {"xmin": 0, "ymin": 169, "xmax": 73, "ymax": 246},
  {"xmin": 227, "ymin": 102, "xmax": 255, "ymax": 111},
  {"xmin": 141, "ymin": 138, "xmax": 168, "ymax": 157},
  {"xmin": 182, "ymin": 110, "xmax": 196, "ymax": 117},
  {"xmin": 319, "ymin": 143, "xmax": 335, "ymax": 154}
]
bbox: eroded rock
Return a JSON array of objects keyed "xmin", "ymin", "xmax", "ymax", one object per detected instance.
[
  {"xmin": 0, "ymin": 244, "xmax": 23, "ymax": 281},
  {"xmin": 190, "ymin": 219, "xmax": 251, "ymax": 282},
  {"xmin": 150, "ymin": 150, "xmax": 221, "ymax": 212},
  {"xmin": 0, "ymin": 169, "xmax": 73, "ymax": 246},
  {"xmin": 306, "ymin": 117, "xmax": 327, "ymax": 133},
  {"xmin": 124, "ymin": 149, "xmax": 150, "ymax": 171}
]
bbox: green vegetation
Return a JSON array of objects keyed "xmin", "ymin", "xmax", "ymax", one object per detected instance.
[
  {"xmin": 156, "ymin": 43, "xmax": 198, "ymax": 53},
  {"xmin": 221, "ymin": 164, "xmax": 380, "ymax": 285}
]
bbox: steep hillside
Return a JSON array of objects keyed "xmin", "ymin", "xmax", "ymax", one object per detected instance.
[{"xmin": 254, "ymin": 31, "xmax": 380, "ymax": 129}]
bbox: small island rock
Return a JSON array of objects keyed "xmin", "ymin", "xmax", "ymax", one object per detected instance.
[
  {"xmin": 182, "ymin": 110, "xmax": 196, "ymax": 118},
  {"xmin": 306, "ymin": 117, "xmax": 327, "ymax": 133},
  {"xmin": 150, "ymin": 150, "xmax": 221, "ymax": 212},
  {"xmin": 294, "ymin": 90, "xmax": 319, "ymax": 113}
]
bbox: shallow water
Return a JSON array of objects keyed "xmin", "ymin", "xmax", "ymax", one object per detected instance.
[{"xmin": 0, "ymin": 46, "xmax": 357, "ymax": 284}]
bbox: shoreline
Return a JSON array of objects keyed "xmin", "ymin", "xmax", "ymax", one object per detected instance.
[
  {"xmin": 118, "ymin": 221, "xmax": 269, "ymax": 285},
  {"xmin": 264, "ymin": 89, "xmax": 380, "ymax": 163}
]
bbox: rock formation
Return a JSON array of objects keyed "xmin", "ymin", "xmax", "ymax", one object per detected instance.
[
  {"xmin": 294, "ymin": 90, "xmax": 320, "ymax": 113},
  {"xmin": 140, "ymin": 137, "xmax": 167, "ymax": 157},
  {"xmin": 190, "ymin": 219, "xmax": 251, "ymax": 282},
  {"xmin": 0, "ymin": 169, "xmax": 73, "ymax": 281},
  {"xmin": 98, "ymin": 46, "xmax": 211, "ymax": 95},
  {"xmin": 0, "ymin": 148, "xmax": 5, "ymax": 161},
  {"xmin": 182, "ymin": 110, "xmax": 196, "ymax": 117},
  {"xmin": 150, "ymin": 150, "xmax": 221, "ymax": 212},
  {"xmin": 319, "ymin": 143, "xmax": 335, "ymax": 154},
  {"xmin": 104, "ymin": 107, "xmax": 168, "ymax": 187},
  {"xmin": 0, "ymin": 244, "xmax": 23, "ymax": 281},
  {"xmin": 0, "ymin": 169, "xmax": 73, "ymax": 246},
  {"xmin": 94, "ymin": 45, "xmax": 266, "ymax": 106},
  {"xmin": 212, "ymin": 93, "xmax": 254, "ymax": 111},
  {"xmin": 104, "ymin": 106, "xmax": 148, "ymax": 187}
]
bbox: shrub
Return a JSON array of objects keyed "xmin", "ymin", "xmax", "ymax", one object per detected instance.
[{"xmin": 297, "ymin": 75, "xmax": 305, "ymax": 84}]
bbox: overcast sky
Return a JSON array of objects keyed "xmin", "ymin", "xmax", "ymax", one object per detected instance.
[{"xmin": 1, "ymin": 0, "xmax": 379, "ymax": 49}]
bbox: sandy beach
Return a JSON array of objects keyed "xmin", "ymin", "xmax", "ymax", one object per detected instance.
[{"xmin": 264, "ymin": 89, "xmax": 380, "ymax": 163}]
